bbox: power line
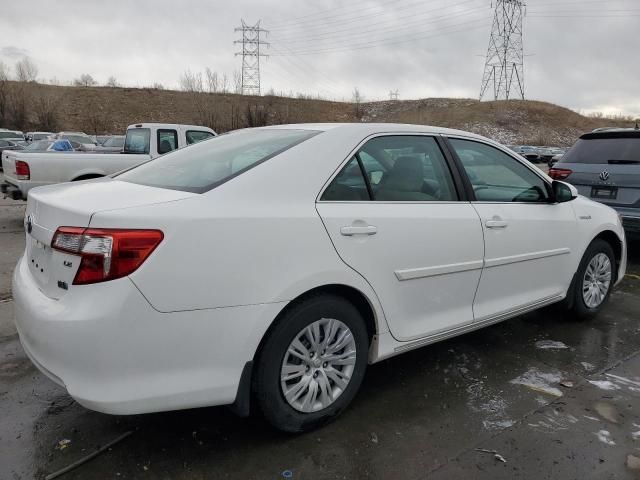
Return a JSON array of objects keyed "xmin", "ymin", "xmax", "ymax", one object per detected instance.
[
  {"xmin": 479, "ymin": 0, "xmax": 525, "ymax": 101},
  {"xmin": 234, "ymin": 20, "xmax": 269, "ymax": 96},
  {"xmin": 270, "ymin": 16, "xmax": 491, "ymax": 55}
]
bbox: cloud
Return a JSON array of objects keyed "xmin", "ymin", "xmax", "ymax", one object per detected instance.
[
  {"xmin": 0, "ymin": 46, "xmax": 30, "ymax": 58},
  {"xmin": 0, "ymin": 0, "xmax": 636, "ymax": 116}
]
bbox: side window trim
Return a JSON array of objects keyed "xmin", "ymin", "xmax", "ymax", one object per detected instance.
[
  {"xmin": 317, "ymin": 132, "xmax": 465, "ymax": 203},
  {"xmin": 444, "ymin": 135, "xmax": 553, "ymax": 204}
]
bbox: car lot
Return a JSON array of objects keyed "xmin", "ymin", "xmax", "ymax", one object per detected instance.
[{"xmin": 1, "ymin": 182, "xmax": 640, "ymax": 479}]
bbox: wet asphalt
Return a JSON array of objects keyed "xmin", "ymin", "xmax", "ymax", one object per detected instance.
[{"xmin": 1, "ymin": 192, "xmax": 639, "ymax": 480}]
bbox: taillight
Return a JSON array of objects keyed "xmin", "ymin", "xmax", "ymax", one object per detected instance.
[
  {"xmin": 15, "ymin": 160, "xmax": 30, "ymax": 180},
  {"xmin": 548, "ymin": 168, "xmax": 572, "ymax": 180},
  {"xmin": 51, "ymin": 227, "xmax": 163, "ymax": 285}
]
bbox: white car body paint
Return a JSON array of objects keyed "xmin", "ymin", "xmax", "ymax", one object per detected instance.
[{"xmin": 12, "ymin": 123, "xmax": 626, "ymax": 415}]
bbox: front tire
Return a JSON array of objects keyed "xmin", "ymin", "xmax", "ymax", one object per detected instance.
[
  {"xmin": 569, "ymin": 239, "xmax": 616, "ymax": 320},
  {"xmin": 254, "ymin": 294, "xmax": 369, "ymax": 433}
]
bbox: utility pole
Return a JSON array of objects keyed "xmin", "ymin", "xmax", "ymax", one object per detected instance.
[
  {"xmin": 234, "ymin": 20, "xmax": 269, "ymax": 96},
  {"xmin": 479, "ymin": 0, "xmax": 525, "ymax": 101},
  {"xmin": 389, "ymin": 90, "xmax": 399, "ymax": 101}
]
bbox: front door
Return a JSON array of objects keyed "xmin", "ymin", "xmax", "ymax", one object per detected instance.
[
  {"xmin": 447, "ymin": 138, "xmax": 578, "ymax": 321},
  {"xmin": 317, "ymin": 135, "xmax": 484, "ymax": 342}
]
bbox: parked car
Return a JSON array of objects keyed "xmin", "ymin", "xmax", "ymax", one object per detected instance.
[
  {"xmin": 539, "ymin": 147, "xmax": 565, "ymax": 163},
  {"xmin": 53, "ymin": 132, "xmax": 98, "ymax": 150},
  {"xmin": 548, "ymin": 153, "xmax": 563, "ymax": 167},
  {"xmin": 0, "ymin": 129, "xmax": 25, "ymax": 141},
  {"xmin": 12, "ymin": 123, "xmax": 626, "ymax": 432},
  {"xmin": 25, "ymin": 131, "xmax": 54, "ymax": 142},
  {"xmin": 511, "ymin": 145, "xmax": 540, "ymax": 162},
  {"xmin": 95, "ymin": 135, "xmax": 125, "ymax": 152},
  {"xmin": 550, "ymin": 128, "xmax": 640, "ymax": 236},
  {"xmin": 1, "ymin": 123, "xmax": 216, "ymax": 199}
]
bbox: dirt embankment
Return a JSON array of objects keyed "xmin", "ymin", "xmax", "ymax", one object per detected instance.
[{"xmin": 1, "ymin": 81, "xmax": 634, "ymax": 146}]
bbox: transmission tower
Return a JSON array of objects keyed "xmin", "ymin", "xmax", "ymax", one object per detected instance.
[
  {"xmin": 479, "ymin": 0, "xmax": 525, "ymax": 101},
  {"xmin": 389, "ymin": 90, "xmax": 399, "ymax": 101},
  {"xmin": 234, "ymin": 20, "xmax": 269, "ymax": 96}
]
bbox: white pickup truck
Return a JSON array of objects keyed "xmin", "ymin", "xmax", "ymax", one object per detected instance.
[{"xmin": 1, "ymin": 123, "xmax": 216, "ymax": 200}]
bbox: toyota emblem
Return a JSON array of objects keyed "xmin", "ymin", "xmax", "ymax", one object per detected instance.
[{"xmin": 599, "ymin": 171, "xmax": 610, "ymax": 181}]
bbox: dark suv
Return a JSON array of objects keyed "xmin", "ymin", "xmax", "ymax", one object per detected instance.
[{"xmin": 550, "ymin": 128, "xmax": 640, "ymax": 235}]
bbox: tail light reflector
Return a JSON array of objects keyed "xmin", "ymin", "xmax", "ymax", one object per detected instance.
[
  {"xmin": 548, "ymin": 168, "xmax": 572, "ymax": 180},
  {"xmin": 15, "ymin": 160, "xmax": 30, "ymax": 180},
  {"xmin": 51, "ymin": 227, "xmax": 163, "ymax": 285}
]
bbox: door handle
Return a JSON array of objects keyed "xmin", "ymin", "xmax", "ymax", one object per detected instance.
[
  {"xmin": 340, "ymin": 225, "xmax": 377, "ymax": 236},
  {"xmin": 485, "ymin": 218, "xmax": 508, "ymax": 229}
]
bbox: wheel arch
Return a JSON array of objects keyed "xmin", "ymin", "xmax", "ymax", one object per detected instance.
[
  {"xmin": 592, "ymin": 229, "xmax": 623, "ymax": 269},
  {"xmin": 231, "ymin": 283, "xmax": 381, "ymax": 417}
]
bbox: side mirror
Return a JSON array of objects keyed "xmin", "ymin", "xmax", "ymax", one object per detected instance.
[{"xmin": 552, "ymin": 180, "xmax": 577, "ymax": 203}]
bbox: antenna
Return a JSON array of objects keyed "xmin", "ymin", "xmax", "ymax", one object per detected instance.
[
  {"xmin": 479, "ymin": 0, "xmax": 525, "ymax": 101},
  {"xmin": 234, "ymin": 20, "xmax": 269, "ymax": 96}
]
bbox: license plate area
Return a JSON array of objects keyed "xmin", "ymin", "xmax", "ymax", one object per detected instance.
[
  {"xmin": 591, "ymin": 186, "xmax": 618, "ymax": 200},
  {"xmin": 28, "ymin": 236, "xmax": 52, "ymax": 286}
]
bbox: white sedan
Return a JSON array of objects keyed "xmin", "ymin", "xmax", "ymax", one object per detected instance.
[{"xmin": 13, "ymin": 123, "xmax": 626, "ymax": 432}]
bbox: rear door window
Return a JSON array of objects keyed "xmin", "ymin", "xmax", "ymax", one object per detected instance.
[
  {"xmin": 158, "ymin": 129, "xmax": 178, "ymax": 154},
  {"xmin": 124, "ymin": 128, "xmax": 150, "ymax": 154},
  {"xmin": 186, "ymin": 130, "xmax": 214, "ymax": 145}
]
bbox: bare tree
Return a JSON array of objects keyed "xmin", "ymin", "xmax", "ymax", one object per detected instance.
[
  {"xmin": 15, "ymin": 57, "xmax": 38, "ymax": 82},
  {"xmin": 106, "ymin": 76, "xmax": 119, "ymax": 88},
  {"xmin": 221, "ymin": 73, "xmax": 229, "ymax": 93},
  {"xmin": 205, "ymin": 68, "xmax": 219, "ymax": 93},
  {"xmin": 152, "ymin": 82, "xmax": 164, "ymax": 90},
  {"xmin": 74, "ymin": 74, "xmax": 97, "ymax": 87},
  {"xmin": 352, "ymin": 87, "xmax": 363, "ymax": 119},
  {"xmin": 0, "ymin": 62, "xmax": 9, "ymax": 126},
  {"xmin": 33, "ymin": 93, "xmax": 59, "ymax": 131},
  {"xmin": 233, "ymin": 70, "xmax": 242, "ymax": 94},
  {"xmin": 0, "ymin": 61, "xmax": 10, "ymax": 81},
  {"xmin": 180, "ymin": 69, "xmax": 203, "ymax": 92},
  {"xmin": 8, "ymin": 85, "xmax": 28, "ymax": 129}
]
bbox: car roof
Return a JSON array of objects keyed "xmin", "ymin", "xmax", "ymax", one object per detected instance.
[
  {"xmin": 255, "ymin": 122, "xmax": 489, "ymax": 140},
  {"xmin": 127, "ymin": 123, "xmax": 215, "ymax": 131},
  {"xmin": 582, "ymin": 129, "xmax": 640, "ymax": 140}
]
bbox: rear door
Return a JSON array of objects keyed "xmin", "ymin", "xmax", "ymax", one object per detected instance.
[
  {"xmin": 447, "ymin": 137, "xmax": 578, "ymax": 320},
  {"xmin": 554, "ymin": 132, "xmax": 640, "ymax": 213},
  {"xmin": 317, "ymin": 134, "xmax": 484, "ymax": 342}
]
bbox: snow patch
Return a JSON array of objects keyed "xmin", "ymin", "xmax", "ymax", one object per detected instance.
[
  {"xmin": 588, "ymin": 380, "xmax": 621, "ymax": 391},
  {"xmin": 594, "ymin": 430, "xmax": 616, "ymax": 446},
  {"xmin": 510, "ymin": 368, "xmax": 563, "ymax": 397},
  {"xmin": 535, "ymin": 340, "xmax": 569, "ymax": 350}
]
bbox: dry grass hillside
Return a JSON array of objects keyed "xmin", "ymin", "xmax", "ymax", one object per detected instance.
[{"xmin": 1, "ymin": 81, "xmax": 635, "ymax": 147}]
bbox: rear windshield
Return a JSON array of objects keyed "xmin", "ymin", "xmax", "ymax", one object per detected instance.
[
  {"xmin": 0, "ymin": 132, "xmax": 21, "ymax": 140},
  {"xmin": 560, "ymin": 136, "xmax": 640, "ymax": 165},
  {"xmin": 123, "ymin": 128, "xmax": 150, "ymax": 154},
  {"xmin": 118, "ymin": 129, "xmax": 319, "ymax": 193}
]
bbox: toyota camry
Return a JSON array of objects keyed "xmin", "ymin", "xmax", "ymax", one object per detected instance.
[{"xmin": 13, "ymin": 123, "xmax": 627, "ymax": 432}]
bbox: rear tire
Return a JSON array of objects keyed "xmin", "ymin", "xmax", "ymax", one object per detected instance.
[
  {"xmin": 568, "ymin": 239, "xmax": 616, "ymax": 320},
  {"xmin": 254, "ymin": 294, "xmax": 369, "ymax": 433}
]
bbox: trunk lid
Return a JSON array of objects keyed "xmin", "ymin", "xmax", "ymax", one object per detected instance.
[{"xmin": 24, "ymin": 178, "xmax": 196, "ymax": 299}]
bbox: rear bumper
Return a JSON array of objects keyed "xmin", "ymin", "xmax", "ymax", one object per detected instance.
[{"xmin": 12, "ymin": 254, "xmax": 284, "ymax": 415}]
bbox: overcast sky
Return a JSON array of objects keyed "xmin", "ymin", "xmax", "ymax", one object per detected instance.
[{"xmin": 1, "ymin": 0, "xmax": 638, "ymax": 117}]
